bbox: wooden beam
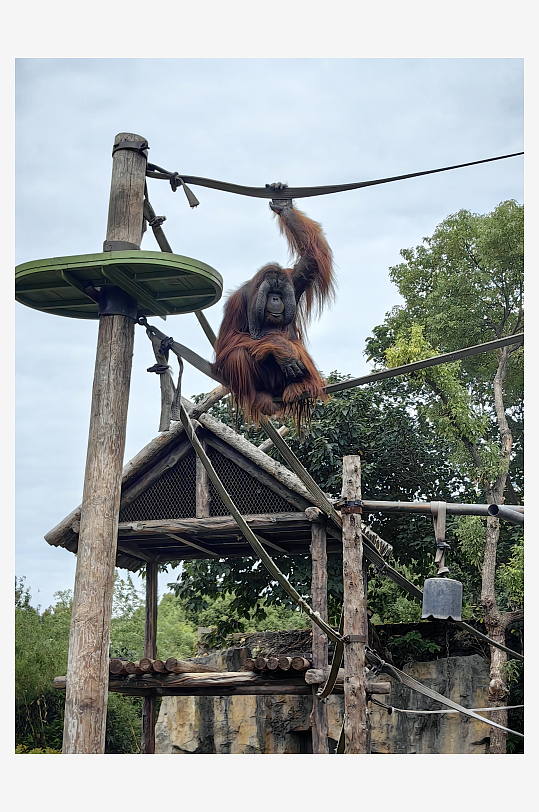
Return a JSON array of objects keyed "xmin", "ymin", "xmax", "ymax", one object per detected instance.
[
  {"xmin": 62, "ymin": 133, "xmax": 146, "ymax": 755},
  {"xmin": 341, "ymin": 456, "xmax": 368, "ymax": 754},
  {"xmin": 308, "ymin": 508, "xmax": 329, "ymax": 754},
  {"xmin": 118, "ymin": 512, "xmax": 309, "ymax": 538},
  {"xmin": 54, "ymin": 672, "xmax": 343, "ymax": 696},
  {"xmin": 258, "ymin": 425, "xmax": 290, "ymax": 454}
]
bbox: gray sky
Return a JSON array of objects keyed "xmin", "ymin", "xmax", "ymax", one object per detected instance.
[{"xmin": 15, "ymin": 58, "xmax": 523, "ymax": 610}]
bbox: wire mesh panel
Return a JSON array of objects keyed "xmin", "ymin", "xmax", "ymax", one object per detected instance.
[
  {"xmin": 207, "ymin": 446, "xmax": 292, "ymax": 516},
  {"xmin": 119, "ymin": 444, "xmax": 295, "ymax": 522},
  {"xmin": 119, "ymin": 452, "xmax": 197, "ymax": 521}
]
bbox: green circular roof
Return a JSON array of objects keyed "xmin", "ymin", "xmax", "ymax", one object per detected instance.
[{"xmin": 15, "ymin": 250, "xmax": 222, "ymax": 319}]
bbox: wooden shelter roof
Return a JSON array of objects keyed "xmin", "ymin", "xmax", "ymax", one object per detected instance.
[{"xmin": 45, "ymin": 399, "xmax": 329, "ymax": 571}]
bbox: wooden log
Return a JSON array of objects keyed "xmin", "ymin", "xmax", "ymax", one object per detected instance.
[
  {"xmin": 254, "ymin": 657, "xmax": 268, "ymax": 671},
  {"xmin": 125, "ymin": 662, "xmax": 144, "ymax": 675},
  {"xmin": 258, "ymin": 425, "xmax": 290, "ymax": 454},
  {"xmin": 309, "ymin": 513, "xmax": 329, "ymax": 753},
  {"xmin": 278, "ymin": 656, "xmax": 293, "ymax": 670},
  {"xmin": 164, "ymin": 658, "xmax": 218, "ymax": 674},
  {"xmin": 266, "ymin": 657, "xmax": 280, "ymax": 670},
  {"xmin": 54, "ymin": 674, "xmax": 345, "ymax": 697},
  {"xmin": 242, "ymin": 658, "xmax": 257, "ymax": 671},
  {"xmin": 153, "ymin": 659, "xmax": 166, "ymax": 673},
  {"xmin": 118, "ymin": 513, "xmax": 309, "ymax": 539},
  {"xmin": 109, "ymin": 659, "xmax": 128, "ymax": 675},
  {"xmin": 291, "ymin": 657, "xmax": 312, "ymax": 671},
  {"xmin": 341, "ymin": 455, "xmax": 368, "ymax": 754},
  {"xmin": 139, "ymin": 659, "xmax": 154, "ymax": 673}
]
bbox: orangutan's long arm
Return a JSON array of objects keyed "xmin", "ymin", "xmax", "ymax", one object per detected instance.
[{"xmin": 268, "ymin": 185, "xmax": 335, "ymax": 319}]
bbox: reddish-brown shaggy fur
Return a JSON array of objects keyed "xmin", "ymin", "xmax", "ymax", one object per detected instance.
[{"xmin": 212, "ymin": 204, "xmax": 335, "ymax": 428}]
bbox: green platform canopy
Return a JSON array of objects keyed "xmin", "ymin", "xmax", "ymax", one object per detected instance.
[{"xmin": 15, "ymin": 250, "xmax": 222, "ymax": 319}]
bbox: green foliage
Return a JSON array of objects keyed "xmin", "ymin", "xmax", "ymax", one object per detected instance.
[
  {"xmin": 15, "ymin": 745, "xmax": 61, "ymax": 754},
  {"xmin": 496, "ymin": 534, "xmax": 524, "ymax": 608},
  {"xmin": 368, "ymin": 563, "xmax": 424, "ymax": 624},
  {"xmin": 453, "ymin": 516, "xmax": 486, "ymax": 570},
  {"xmin": 365, "ymin": 200, "xmax": 524, "ymax": 495},
  {"xmin": 15, "ymin": 576, "xmax": 164, "ymax": 753},
  {"xmin": 387, "ymin": 630, "xmax": 441, "ymax": 655}
]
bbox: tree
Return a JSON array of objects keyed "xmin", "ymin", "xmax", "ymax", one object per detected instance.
[{"xmin": 365, "ymin": 199, "xmax": 524, "ymax": 754}]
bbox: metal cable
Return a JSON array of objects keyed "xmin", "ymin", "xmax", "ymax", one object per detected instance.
[
  {"xmin": 370, "ymin": 699, "xmax": 523, "ymax": 715},
  {"xmin": 365, "ymin": 648, "xmax": 523, "ymax": 738}
]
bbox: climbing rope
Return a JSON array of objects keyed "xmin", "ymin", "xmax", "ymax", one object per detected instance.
[{"xmin": 145, "ymin": 152, "xmax": 523, "ymax": 204}]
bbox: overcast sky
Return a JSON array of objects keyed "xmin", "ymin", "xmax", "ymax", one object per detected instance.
[{"xmin": 15, "ymin": 58, "xmax": 524, "ymax": 610}]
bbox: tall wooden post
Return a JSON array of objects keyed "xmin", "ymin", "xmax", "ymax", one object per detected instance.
[
  {"xmin": 341, "ymin": 455, "xmax": 368, "ymax": 754},
  {"xmin": 307, "ymin": 506, "xmax": 329, "ymax": 753},
  {"xmin": 141, "ymin": 561, "xmax": 158, "ymax": 754},
  {"xmin": 62, "ymin": 133, "xmax": 147, "ymax": 754}
]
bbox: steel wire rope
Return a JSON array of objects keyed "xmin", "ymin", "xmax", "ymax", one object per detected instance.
[{"xmin": 364, "ymin": 648, "xmax": 523, "ymax": 738}]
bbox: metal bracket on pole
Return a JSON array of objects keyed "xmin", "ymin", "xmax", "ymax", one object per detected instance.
[
  {"xmin": 335, "ymin": 498, "xmax": 363, "ymax": 515},
  {"xmin": 112, "ymin": 139, "xmax": 149, "ymax": 158}
]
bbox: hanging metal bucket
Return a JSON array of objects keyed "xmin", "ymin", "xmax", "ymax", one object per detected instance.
[{"xmin": 421, "ymin": 577, "xmax": 463, "ymax": 621}]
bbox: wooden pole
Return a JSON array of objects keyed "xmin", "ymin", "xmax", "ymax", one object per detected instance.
[
  {"xmin": 141, "ymin": 561, "xmax": 158, "ymax": 754},
  {"xmin": 62, "ymin": 133, "xmax": 147, "ymax": 754},
  {"xmin": 341, "ymin": 455, "xmax": 368, "ymax": 754},
  {"xmin": 307, "ymin": 507, "xmax": 329, "ymax": 754},
  {"xmin": 195, "ymin": 440, "xmax": 211, "ymax": 517}
]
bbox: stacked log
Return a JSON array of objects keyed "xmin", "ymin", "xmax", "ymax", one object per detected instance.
[
  {"xmin": 108, "ymin": 658, "xmax": 217, "ymax": 676},
  {"xmin": 243, "ymin": 655, "xmax": 313, "ymax": 674}
]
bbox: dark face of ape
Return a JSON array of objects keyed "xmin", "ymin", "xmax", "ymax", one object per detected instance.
[
  {"xmin": 265, "ymin": 291, "xmax": 285, "ymax": 324},
  {"xmin": 247, "ymin": 268, "xmax": 297, "ymax": 339}
]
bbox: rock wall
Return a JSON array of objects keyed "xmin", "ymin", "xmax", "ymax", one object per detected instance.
[{"xmin": 155, "ymin": 654, "xmax": 490, "ymax": 754}]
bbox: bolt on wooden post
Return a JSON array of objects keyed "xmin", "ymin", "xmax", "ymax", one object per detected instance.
[
  {"xmin": 341, "ymin": 455, "xmax": 368, "ymax": 754},
  {"xmin": 62, "ymin": 133, "xmax": 147, "ymax": 754}
]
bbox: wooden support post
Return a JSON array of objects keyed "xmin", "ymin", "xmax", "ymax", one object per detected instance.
[
  {"xmin": 141, "ymin": 561, "xmax": 158, "ymax": 754},
  {"xmin": 196, "ymin": 440, "xmax": 211, "ymax": 517},
  {"xmin": 341, "ymin": 455, "xmax": 368, "ymax": 754},
  {"xmin": 307, "ymin": 507, "xmax": 329, "ymax": 754},
  {"xmin": 62, "ymin": 133, "xmax": 147, "ymax": 754}
]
